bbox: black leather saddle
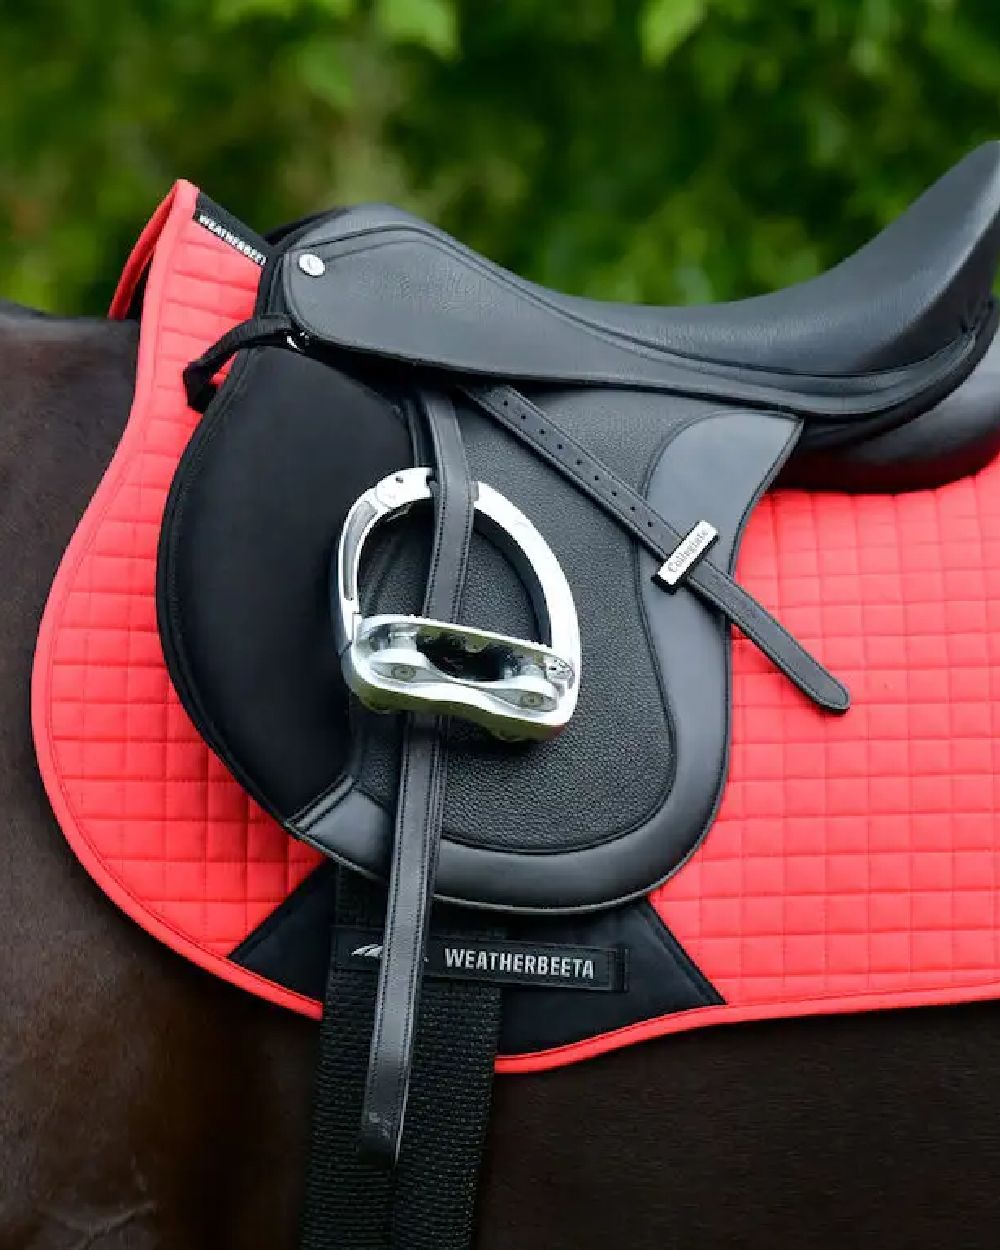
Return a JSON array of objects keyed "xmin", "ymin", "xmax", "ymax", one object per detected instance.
[{"xmin": 158, "ymin": 142, "xmax": 1000, "ymax": 1237}]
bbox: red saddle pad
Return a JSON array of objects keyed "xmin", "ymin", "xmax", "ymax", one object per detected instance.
[
  {"xmin": 32, "ymin": 181, "xmax": 1000, "ymax": 1072},
  {"xmin": 32, "ymin": 182, "xmax": 322, "ymax": 1018}
]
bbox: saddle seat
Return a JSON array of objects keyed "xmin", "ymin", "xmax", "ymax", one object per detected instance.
[
  {"xmin": 535, "ymin": 140, "xmax": 1000, "ymax": 377},
  {"xmin": 284, "ymin": 143, "xmax": 1000, "ymax": 439}
]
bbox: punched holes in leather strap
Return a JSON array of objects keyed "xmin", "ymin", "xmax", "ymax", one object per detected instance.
[{"xmin": 466, "ymin": 384, "xmax": 850, "ymax": 715}]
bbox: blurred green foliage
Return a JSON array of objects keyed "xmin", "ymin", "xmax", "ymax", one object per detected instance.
[{"xmin": 2, "ymin": 0, "xmax": 1000, "ymax": 314}]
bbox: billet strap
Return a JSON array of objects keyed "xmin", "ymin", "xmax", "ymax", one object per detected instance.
[
  {"xmin": 298, "ymin": 872, "xmax": 502, "ymax": 1250},
  {"xmin": 184, "ymin": 319, "xmax": 849, "ymax": 712},
  {"xmin": 360, "ymin": 390, "xmax": 478, "ymax": 1163}
]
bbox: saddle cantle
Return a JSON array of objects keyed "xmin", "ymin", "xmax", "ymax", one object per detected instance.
[{"xmin": 33, "ymin": 145, "xmax": 1000, "ymax": 1248}]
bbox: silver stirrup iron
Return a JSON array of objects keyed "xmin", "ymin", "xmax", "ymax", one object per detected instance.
[{"xmin": 334, "ymin": 467, "xmax": 581, "ymax": 740}]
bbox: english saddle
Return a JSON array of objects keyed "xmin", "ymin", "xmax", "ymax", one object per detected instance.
[{"xmin": 35, "ymin": 143, "xmax": 1000, "ymax": 1249}]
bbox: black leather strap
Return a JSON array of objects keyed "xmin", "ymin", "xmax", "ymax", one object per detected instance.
[
  {"xmin": 359, "ymin": 390, "xmax": 477, "ymax": 1164},
  {"xmin": 467, "ymin": 384, "xmax": 849, "ymax": 713},
  {"xmin": 182, "ymin": 312, "xmax": 296, "ymax": 409}
]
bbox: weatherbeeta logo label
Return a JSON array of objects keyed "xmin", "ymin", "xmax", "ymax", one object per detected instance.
[
  {"xmin": 334, "ymin": 929, "xmax": 626, "ymax": 992},
  {"xmin": 192, "ymin": 196, "xmax": 268, "ymax": 267},
  {"xmin": 195, "ymin": 213, "xmax": 268, "ymax": 265}
]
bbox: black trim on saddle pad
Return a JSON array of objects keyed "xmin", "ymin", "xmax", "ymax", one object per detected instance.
[
  {"xmin": 232, "ymin": 873, "xmax": 722, "ymax": 1055},
  {"xmin": 231, "ymin": 863, "xmax": 338, "ymax": 999},
  {"xmin": 192, "ymin": 193, "xmax": 269, "ymax": 267}
]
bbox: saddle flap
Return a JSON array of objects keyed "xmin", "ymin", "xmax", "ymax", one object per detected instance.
[{"xmin": 159, "ymin": 322, "xmax": 803, "ymax": 911}]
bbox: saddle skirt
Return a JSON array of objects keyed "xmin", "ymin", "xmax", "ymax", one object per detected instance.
[{"xmin": 32, "ymin": 155, "xmax": 1000, "ymax": 1074}]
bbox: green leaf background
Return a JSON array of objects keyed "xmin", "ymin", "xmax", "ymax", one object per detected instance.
[{"xmin": 2, "ymin": 0, "xmax": 998, "ymax": 314}]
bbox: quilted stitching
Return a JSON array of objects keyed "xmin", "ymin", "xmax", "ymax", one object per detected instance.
[
  {"xmin": 654, "ymin": 473, "xmax": 1000, "ymax": 1006},
  {"xmin": 36, "ymin": 190, "xmax": 320, "ymax": 961}
]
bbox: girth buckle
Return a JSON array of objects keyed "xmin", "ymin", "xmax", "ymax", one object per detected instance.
[{"xmin": 334, "ymin": 467, "xmax": 581, "ymax": 740}]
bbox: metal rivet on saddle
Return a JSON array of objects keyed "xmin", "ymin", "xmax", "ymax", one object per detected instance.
[
  {"xmin": 333, "ymin": 466, "xmax": 582, "ymax": 740},
  {"xmin": 298, "ymin": 252, "xmax": 326, "ymax": 277}
]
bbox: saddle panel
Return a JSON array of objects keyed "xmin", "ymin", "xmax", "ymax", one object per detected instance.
[
  {"xmin": 782, "ymin": 333, "xmax": 1000, "ymax": 491},
  {"xmin": 308, "ymin": 399, "xmax": 799, "ymax": 909},
  {"xmin": 281, "ymin": 144, "xmax": 1000, "ymax": 426}
]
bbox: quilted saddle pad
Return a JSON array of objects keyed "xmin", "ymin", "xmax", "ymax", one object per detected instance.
[{"xmin": 32, "ymin": 180, "xmax": 1000, "ymax": 1073}]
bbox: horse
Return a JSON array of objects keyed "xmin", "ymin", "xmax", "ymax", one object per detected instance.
[{"xmin": 5, "ymin": 291, "xmax": 1000, "ymax": 1250}]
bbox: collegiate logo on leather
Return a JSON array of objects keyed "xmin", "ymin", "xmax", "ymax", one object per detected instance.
[
  {"xmin": 657, "ymin": 519, "xmax": 720, "ymax": 588},
  {"xmin": 336, "ymin": 929, "xmax": 626, "ymax": 992}
]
